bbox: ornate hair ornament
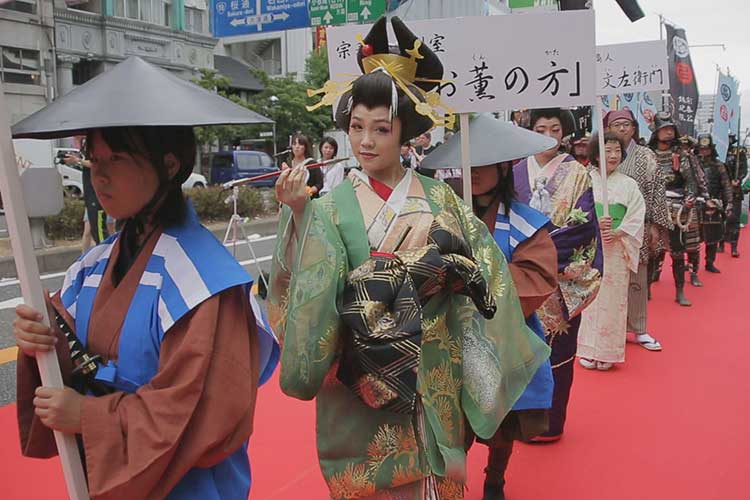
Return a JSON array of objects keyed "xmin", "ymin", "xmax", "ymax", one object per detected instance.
[{"xmin": 306, "ymin": 23, "xmax": 455, "ymax": 131}]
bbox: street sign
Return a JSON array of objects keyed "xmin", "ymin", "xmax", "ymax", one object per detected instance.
[
  {"xmin": 346, "ymin": 0, "xmax": 384, "ymax": 24},
  {"xmin": 310, "ymin": 0, "xmax": 347, "ymax": 26},
  {"xmin": 310, "ymin": 0, "xmax": 384, "ymax": 27},
  {"xmin": 509, "ymin": 0, "xmax": 558, "ymax": 12},
  {"xmin": 327, "ymin": 10, "xmax": 596, "ymax": 113},
  {"xmin": 212, "ymin": 0, "xmax": 311, "ymax": 37}
]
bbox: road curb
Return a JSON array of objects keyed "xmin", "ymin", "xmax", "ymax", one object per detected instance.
[{"xmin": 0, "ymin": 216, "xmax": 279, "ymax": 279}]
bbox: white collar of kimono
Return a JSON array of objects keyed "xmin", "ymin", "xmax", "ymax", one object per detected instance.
[
  {"xmin": 526, "ymin": 153, "xmax": 567, "ymax": 188},
  {"xmin": 352, "ymin": 167, "xmax": 413, "ymax": 210}
]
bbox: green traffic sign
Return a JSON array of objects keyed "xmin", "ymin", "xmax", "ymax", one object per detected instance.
[
  {"xmin": 310, "ymin": 0, "xmax": 386, "ymax": 27},
  {"xmin": 346, "ymin": 0, "xmax": 385, "ymax": 24},
  {"xmin": 310, "ymin": 0, "xmax": 347, "ymax": 27}
]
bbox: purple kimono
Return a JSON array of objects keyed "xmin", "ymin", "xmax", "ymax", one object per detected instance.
[{"xmin": 514, "ymin": 153, "xmax": 603, "ymax": 436}]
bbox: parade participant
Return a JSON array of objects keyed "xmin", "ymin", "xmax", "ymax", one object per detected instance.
[
  {"xmin": 62, "ymin": 137, "xmax": 116, "ymax": 251},
  {"xmin": 514, "ymin": 108, "xmax": 603, "ymax": 441},
  {"xmin": 269, "ymin": 17, "xmax": 549, "ymax": 499},
  {"xmin": 578, "ymin": 133, "xmax": 645, "ymax": 371},
  {"xmin": 421, "ymin": 114, "xmax": 558, "ymax": 500},
  {"xmin": 605, "ymin": 109, "xmax": 669, "ymax": 351},
  {"xmin": 400, "ymin": 141, "xmax": 418, "ymax": 169},
  {"xmin": 570, "ymin": 132, "xmax": 591, "ymax": 166},
  {"xmin": 695, "ymin": 134, "xmax": 732, "ymax": 273},
  {"xmin": 648, "ymin": 113, "xmax": 708, "ymax": 306},
  {"xmin": 287, "ymin": 133, "xmax": 323, "ymax": 199},
  {"xmin": 319, "ymin": 136, "xmax": 345, "ymax": 196},
  {"xmin": 11, "ymin": 56, "xmax": 279, "ymax": 499},
  {"xmin": 724, "ymin": 133, "xmax": 748, "ymax": 256}
]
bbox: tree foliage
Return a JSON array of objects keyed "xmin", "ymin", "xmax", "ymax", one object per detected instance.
[{"xmin": 192, "ymin": 50, "xmax": 334, "ymax": 154}]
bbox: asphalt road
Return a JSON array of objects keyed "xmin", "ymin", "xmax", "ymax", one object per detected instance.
[{"xmin": 0, "ymin": 228, "xmax": 278, "ymax": 407}]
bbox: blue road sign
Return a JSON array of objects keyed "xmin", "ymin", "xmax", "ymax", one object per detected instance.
[{"xmin": 212, "ymin": 0, "xmax": 311, "ymax": 37}]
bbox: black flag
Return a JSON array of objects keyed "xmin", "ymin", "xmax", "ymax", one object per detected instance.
[{"xmin": 665, "ymin": 23, "xmax": 699, "ymax": 136}]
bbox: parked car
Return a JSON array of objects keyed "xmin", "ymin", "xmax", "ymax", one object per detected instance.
[
  {"xmin": 54, "ymin": 148, "xmax": 84, "ymax": 198},
  {"xmin": 209, "ymin": 151, "xmax": 278, "ymax": 187},
  {"xmin": 182, "ymin": 172, "xmax": 207, "ymax": 190}
]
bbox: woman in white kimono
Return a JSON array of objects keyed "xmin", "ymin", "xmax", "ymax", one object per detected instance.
[{"xmin": 578, "ymin": 132, "xmax": 646, "ymax": 371}]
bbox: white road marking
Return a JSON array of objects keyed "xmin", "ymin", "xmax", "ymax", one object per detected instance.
[{"xmin": 0, "ymin": 297, "xmax": 23, "ymax": 311}]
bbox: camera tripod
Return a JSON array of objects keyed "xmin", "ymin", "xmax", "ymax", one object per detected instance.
[{"xmin": 222, "ymin": 186, "xmax": 269, "ymax": 293}]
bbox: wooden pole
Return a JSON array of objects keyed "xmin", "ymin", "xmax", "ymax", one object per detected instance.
[
  {"xmin": 0, "ymin": 84, "xmax": 90, "ymax": 499},
  {"xmin": 460, "ymin": 113, "xmax": 472, "ymax": 205},
  {"xmin": 595, "ymin": 97, "xmax": 610, "ymax": 217}
]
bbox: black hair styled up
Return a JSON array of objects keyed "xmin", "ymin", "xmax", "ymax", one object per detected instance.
[
  {"xmin": 529, "ymin": 108, "xmax": 577, "ymax": 138},
  {"xmin": 335, "ymin": 71, "xmax": 434, "ymax": 144},
  {"xmin": 86, "ymin": 126, "xmax": 195, "ymax": 229},
  {"xmin": 319, "ymin": 136, "xmax": 339, "ymax": 159}
]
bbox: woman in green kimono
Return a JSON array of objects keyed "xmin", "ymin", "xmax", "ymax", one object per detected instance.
[{"xmin": 268, "ymin": 16, "xmax": 549, "ymax": 500}]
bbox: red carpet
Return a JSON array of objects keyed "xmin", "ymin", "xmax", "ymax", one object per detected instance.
[{"xmin": 1, "ymin": 250, "xmax": 748, "ymax": 499}]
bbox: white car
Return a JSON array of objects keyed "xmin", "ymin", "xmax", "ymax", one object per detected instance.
[
  {"xmin": 57, "ymin": 152, "xmax": 206, "ymax": 195},
  {"xmin": 182, "ymin": 172, "xmax": 207, "ymax": 190},
  {"xmin": 55, "ymin": 148, "xmax": 84, "ymax": 198}
]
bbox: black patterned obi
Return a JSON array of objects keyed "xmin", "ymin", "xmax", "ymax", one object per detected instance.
[{"xmin": 337, "ymin": 220, "xmax": 496, "ymax": 415}]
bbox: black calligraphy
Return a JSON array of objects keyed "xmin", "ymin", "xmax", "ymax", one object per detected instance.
[
  {"xmin": 538, "ymin": 60, "xmax": 568, "ymax": 97},
  {"xmin": 505, "ymin": 66, "xmax": 529, "ymax": 94},
  {"xmin": 428, "ymin": 34, "xmax": 446, "ymax": 53},
  {"xmin": 437, "ymin": 70, "xmax": 458, "ymax": 97},
  {"xmin": 336, "ymin": 40, "xmax": 352, "ymax": 59},
  {"xmin": 600, "ymin": 65, "xmax": 665, "ymax": 91},
  {"xmin": 466, "ymin": 55, "xmax": 496, "ymax": 101}
]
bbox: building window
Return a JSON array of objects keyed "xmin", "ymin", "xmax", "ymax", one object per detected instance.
[
  {"xmin": 113, "ymin": 0, "xmax": 169, "ymax": 25},
  {"xmin": 0, "ymin": 0, "xmax": 36, "ymax": 15},
  {"xmin": 185, "ymin": 7, "xmax": 205, "ymax": 33},
  {"xmin": 0, "ymin": 47, "xmax": 41, "ymax": 86},
  {"xmin": 72, "ymin": 60, "xmax": 101, "ymax": 86},
  {"xmin": 163, "ymin": 0, "xmax": 172, "ymax": 27}
]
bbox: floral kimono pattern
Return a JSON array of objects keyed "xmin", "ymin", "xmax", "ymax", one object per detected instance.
[{"xmin": 268, "ymin": 170, "xmax": 549, "ymax": 499}]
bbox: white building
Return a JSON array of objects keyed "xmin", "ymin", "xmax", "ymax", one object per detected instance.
[
  {"xmin": 0, "ymin": 0, "xmax": 56, "ymax": 124},
  {"xmin": 1, "ymin": 0, "xmax": 219, "ymax": 127},
  {"xmin": 695, "ymin": 94, "xmax": 716, "ymax": 135}
]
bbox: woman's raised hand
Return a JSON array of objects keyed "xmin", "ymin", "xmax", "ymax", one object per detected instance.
[{"xmin": 276, "ymin": 164, "xmax": 309, "ymax": 216}]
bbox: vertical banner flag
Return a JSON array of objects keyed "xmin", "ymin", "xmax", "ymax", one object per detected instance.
[
  {"xmin": 712, "ymin": 72, "xmax": 740, "ymax": 161},
  {"xmin": 665, "ymin": 23, "xmax": 699, "ymax": 136}
]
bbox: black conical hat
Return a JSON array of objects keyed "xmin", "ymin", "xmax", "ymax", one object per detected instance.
[
  {"xmin": 12, "ymin": 56, "xmax": 273, "ymax": 139},
  {"xmin": 355, "ymin": 16, "xmax": 443, "ymax": 92}
]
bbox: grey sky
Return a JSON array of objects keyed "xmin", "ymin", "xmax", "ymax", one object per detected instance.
[{"xmin": 595, "ymin": 0, "xmax": 749, "ymax": 137}]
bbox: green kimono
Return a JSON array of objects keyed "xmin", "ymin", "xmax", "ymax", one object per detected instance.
[{"xmin": 268, "ymin": 170, "xmax": 549, "ymax": 499}]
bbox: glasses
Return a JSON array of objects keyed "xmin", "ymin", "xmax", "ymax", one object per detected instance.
[{"xmin": 609, "ymin": 121, "xmax": 634, "ymax": 130}]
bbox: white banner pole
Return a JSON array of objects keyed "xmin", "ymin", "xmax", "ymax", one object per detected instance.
[
  {"xmin": 0, "ymin": 84, "xmax": 90, "ymax": 499},
  {"xmin": 595, "ymin": 96, "xmax": 610, "ymax": 217},
  {"xmin": 459, "ymin": 113, "xmax": 472, "ymax": 205}
]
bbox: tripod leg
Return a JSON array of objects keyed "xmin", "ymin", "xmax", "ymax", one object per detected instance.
[{"xmin": 239, "ymin": 223, "xmax": 269, "ymax": 291}]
